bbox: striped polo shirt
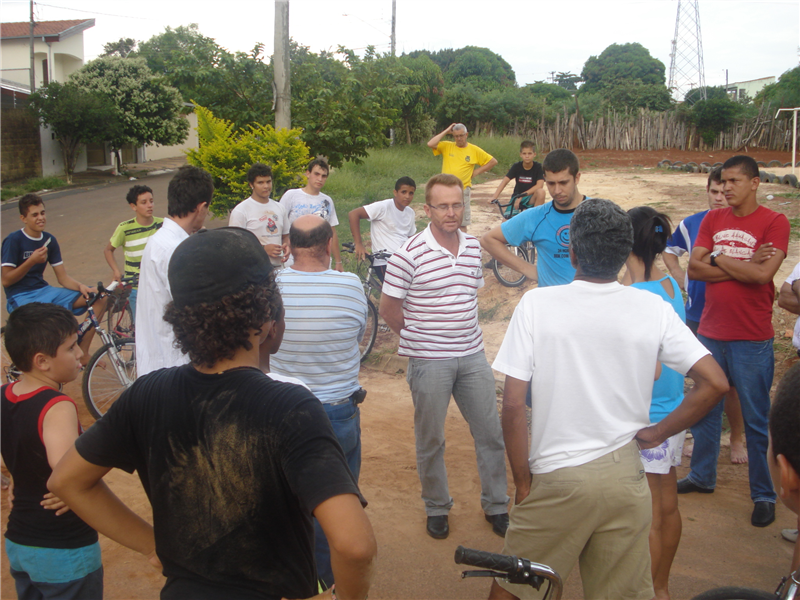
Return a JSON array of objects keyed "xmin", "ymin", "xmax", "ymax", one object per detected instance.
[
  {"xmin": 382, "ymin": 225, "xmax": 484, "ymax": 359},
  {"xmin": 109, "ymin": 217, "xmax": 164, "ymax": 282}
]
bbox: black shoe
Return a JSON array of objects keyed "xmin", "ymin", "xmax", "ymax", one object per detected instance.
[
  {"xmin": 426, "ymin": 515, "xmax": 449, "ymax": 539},
  {"xmin": 485, "ymin": 513, "xmax": 509, "ymax": 537},
  {"xmin": 483, "ymin": 258, "xmax": 496, "ymax": 269},
  {"xmin": 751, "ymin": 502, "xmax": 776, "ymax": 527},
  {"xmin": 676, "ymin": 477, "xmax": 714, "ymax": 494}
]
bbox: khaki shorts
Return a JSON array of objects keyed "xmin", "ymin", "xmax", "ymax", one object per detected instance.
[
  {"xmin": 498, "ymin": 440, "xmax": 653, "ymax": 600},
  {"xmin": 461, "ymin": 186, "xmax": 472, "ymax": 227}
]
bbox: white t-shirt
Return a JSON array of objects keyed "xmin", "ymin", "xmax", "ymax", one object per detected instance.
[
  {"xmin": 363, "ymin": 199, "xmax": 416, "ymax": 266},
  {"xmin": 492, "ymin": 280, "xmax": 709, "ymax": 475},
  {"xmin": 228, "ymin": 197, "xmax": 287, "ymax": 266},
  {"xmin": 280, "ymin": 189, "xmax": 339, "ymax": 268},
  {"xmin": 786, "ymin": 262, "xmax": 800, "ymax": 350}
]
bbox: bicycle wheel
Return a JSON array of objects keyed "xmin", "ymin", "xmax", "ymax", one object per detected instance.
[
  {"xmin": 691, "ymin": 587, "xmax": 775, "ymax": 600},
  {"xmin": 492, "ymin": 245, "xmax": 529, "ymax": 288},
  {"xmin": 359, "ymin": 299, "xmax": 378, "ymax": 362},
  {"xmin": 107, "ymin": 297, "xmax": 134, "ymax": 339},
  {"xmin": 82, "ymin": 339, "xmax": 136, "ymax": 419}
]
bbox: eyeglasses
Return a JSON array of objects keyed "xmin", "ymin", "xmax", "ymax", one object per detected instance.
[{"xmin": 427, "ymin": 203, "xmax": 464, "ymax": 212}]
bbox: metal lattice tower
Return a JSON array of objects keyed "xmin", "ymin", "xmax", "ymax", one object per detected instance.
[{"xmin": 668, "ymin": 0, "xmax": 707, "ymax": 103}]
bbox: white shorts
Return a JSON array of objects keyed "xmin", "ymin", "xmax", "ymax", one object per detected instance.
[{"xmin": 639, "ymin": 430, "xmax": 685, "ymax": 474}]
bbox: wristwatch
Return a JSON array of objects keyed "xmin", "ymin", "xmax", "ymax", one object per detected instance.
[{"xmin": 709, "ymin": 250, "xmax": 723, "ymax": 267}]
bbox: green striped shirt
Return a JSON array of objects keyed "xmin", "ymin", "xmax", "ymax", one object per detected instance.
[{"xmin": 109, "ymin": 217, "xmax": 164, "ymax": 281}]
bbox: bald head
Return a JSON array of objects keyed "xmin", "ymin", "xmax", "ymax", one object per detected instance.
[{"xmin": 289, "ymin": 215, "xmax": 333, "ymax": 263}]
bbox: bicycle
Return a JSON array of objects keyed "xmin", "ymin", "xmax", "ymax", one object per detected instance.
[
  {"xmin": 2, "ymin": 281, "xmax": 136, "ymax": 420},
  {"xmin": 690, "ymin": 567, "xmax": 799, "ymax": 599},
  {"xmin": 105, "ymin": 275, "xmax": 136, "ymax": 339},
  {"xmin": 341, "ymin": 242, "xmax": 392, "ymax": 361},
  {"xmin": 455, "ymin": 545, "xmax": 563, "ymax": 599},
  {"xmin": 489, "ymin": 198, "xmax": 536, "ymax": 288}
]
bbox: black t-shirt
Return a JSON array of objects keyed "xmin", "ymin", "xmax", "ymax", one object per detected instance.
[
  {"xmin": 75, "ymin": 365, "xmax": 362, "ymax": 600},
  {"xmin": 506, "ymin": 161, "xmax": 544, "ymax": 197}
]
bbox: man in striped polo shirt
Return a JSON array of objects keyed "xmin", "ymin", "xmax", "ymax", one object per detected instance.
[
  {"xmin": 271, "ymin": 214, "xmax": 368, "ymax": 588},
  {"xmin": 380, "ymin": 173, "xmax": 509, "ymax": 541},
  {"xmin": 104, "ymin": 184, "xmax": 163, "ymax": 320}
]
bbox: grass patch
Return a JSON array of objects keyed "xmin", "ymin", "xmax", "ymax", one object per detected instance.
[
  {"xmin": 790, "ymin": 217, "xmax": 799, "ymax": 241},
  {"xmin": 478, "ymin": 301, "xmax": 502, "ymax": 322},
  {"xmin": 1, "ymin": 176, "xmax": 67, "ymax": 202}
]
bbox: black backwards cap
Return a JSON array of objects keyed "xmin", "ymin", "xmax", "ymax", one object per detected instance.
[{"xmin": 168, "ymin": 227, "xmax": 273, "ymax": 308}]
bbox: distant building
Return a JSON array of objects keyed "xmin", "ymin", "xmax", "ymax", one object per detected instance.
[{"xmin": 725, "ymin": 76, "xmax": 776, "ymax": 102}]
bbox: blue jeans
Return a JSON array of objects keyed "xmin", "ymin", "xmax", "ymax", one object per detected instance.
[
  {"xmin": 314, "ymin": 396, "xmax": 361, "ymax": 588},
  {"xmin": 686, "ymin": 336, "xmax": 776, "ymax": 503},
  {"xmin": 128, "ymin": 287, "xmax": 138, "ymax": 323}
]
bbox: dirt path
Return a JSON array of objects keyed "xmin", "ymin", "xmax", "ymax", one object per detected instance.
[{"xmin": 2, "ymin": 164, "xmax": 798, "ymax": 599}]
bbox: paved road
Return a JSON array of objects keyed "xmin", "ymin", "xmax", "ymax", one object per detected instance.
[{"xmin": 1, "ymin": 172, "xmax": 229, "ymax": 323}]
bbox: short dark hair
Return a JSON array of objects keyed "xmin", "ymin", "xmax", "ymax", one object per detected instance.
[
  {"xmin": 306, "ymin": 158, "xmax": 330, "ymax": 175},
  {"xmin": 247, "ymin": 163, "xmax": 273, "ymax": 185},
  {"xmin": 425, "ymin": 173, "xmax": 463, "ymax": 204},
  {"xmin": 4, "ymin": 303, "xmax": 78, "ymax": 372},
  {"xmin": 543, "ymin": 149, "xmax": 580, "ymax": 176},
  {"xmin": 126, "ymin": 185, "xmax": 153, "ymax": 206},
  {"xmin": 722, "ymin": 155, "xmax": 759, "ymax": 180},
  {"xmin": 571, "ymin": 199, "xmax": 632, "ymax": 279},
  {"xmin": 289, "ymin": 218, "xmax": 333, "ymax": 255},
  {"xmin": 395, "ymin": 176, "xmax": 416, "ymax": 190},
  {"xmin": 520, "ymin": 140, "xmax": 535, "ymax": 151},
  {"xmin": 628, "ymin": 206, "xmax": 673, "ymax": 281},
  {"xmin": 707, "ymin": 166, "xmax": 723, "ymax": 189},
  {"xmin": 167, "ymin": 166, "xmax": 214, "ymax": 218},
  {"xmin": 769, "ymin": 362, "xmax": 800, "ymax": 475},
  {"xmin": 164, "ymin": 276, "xmax": 279, "ymax": 369},
  {"xmin": 19, "ymin": 194, "xmax": 43, "ymax": 217}
]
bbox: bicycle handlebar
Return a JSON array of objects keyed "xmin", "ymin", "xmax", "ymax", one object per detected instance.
[
  {"xmin": 455, "ymin": 546, "xmax": 562, "ymax": 596},
  {"xmin": 342, "ymin": 242, "xmax": 392, "ymax": 262}
]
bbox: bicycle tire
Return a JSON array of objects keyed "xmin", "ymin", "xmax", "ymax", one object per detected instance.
[
  {"xmin": 82, "ymin": 339, "xmax": 136, "ymax": 419},
  {"xmin": 690, "ymin": 587, "xmax": 775, "ymax": 600},
  {"xmin": 359, "ymin": 299, "xmax": 378, "ymax": 362},
  {"xmin": 107, "ymin": 296, "xmax": 134, "ymax": 339},
  {"xmin": 493, "ymin": 245, "xmax": 529, "ymax": 288}
]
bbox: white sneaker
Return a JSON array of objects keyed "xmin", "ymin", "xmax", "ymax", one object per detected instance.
[{"xmin": 782, "ymin": 528, "xmax": 798, "ymax": 543}]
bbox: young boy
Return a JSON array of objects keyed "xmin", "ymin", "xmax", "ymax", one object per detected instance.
[
  {"xmin": 280, "ymin": 158, "xmax": 343, "ymax": 270},
  {"xmin": 1, "ymin": 303, "xmax": 102, "ymax": 599},
  {"xmin": 229, "ymin": 163, "xmax": 288, "ymax": 268},
  {"xmin": 348, "ymin": 176, "xmax": 417, "ymax": 282},
  {"xmin": 104, "ymin": 184, "xmax": 164, "ymax": 320},
  {"xmin": 2, "ymin": 194, "xmax": 106, "ymax": 364},
  {"xmin": 490, "ymin": 140, "xmax": 546, "ymax": 213},
  {"xmin": 768, "ymin": 362, "xmax": 800, "ymax": 570}
]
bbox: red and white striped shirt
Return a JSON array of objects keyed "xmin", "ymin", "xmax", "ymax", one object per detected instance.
[{"xmin": 382, "ymin": 225, "xmax": 484, "ymax": 359}]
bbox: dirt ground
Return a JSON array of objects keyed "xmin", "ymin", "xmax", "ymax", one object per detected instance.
[{"xmin": 1, "ymin": 151, "xmax": 799, "ymax": 599}]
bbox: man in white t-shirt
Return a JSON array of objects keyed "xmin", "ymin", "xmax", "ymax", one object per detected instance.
[
  {"xmin": 280, "ymin": 159, "xmax": 342, "ymax": 271},
  {"xmin": 779, "ymin": 262, "xmax": 800, "ymax": 357},
  {"xmin": 228, "ymin": 163, "xmax": 288, "ymax": 268},
  {"xmin": 489, "ymin": 198, "xmax": 728, "ymax": 600},
  {"xmin": 348, "ymin": 176, "xmax": 417, "ymax": 282}
]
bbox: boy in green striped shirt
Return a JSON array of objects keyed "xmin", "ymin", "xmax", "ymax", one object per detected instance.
[{"xmin": 103, "ymin": 185, "xmax": 163, "ymax": 321}]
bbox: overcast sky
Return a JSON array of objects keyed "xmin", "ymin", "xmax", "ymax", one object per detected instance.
[{"xmin": 2, "ymin": 0, "xmax": 798, "ymax": 90}]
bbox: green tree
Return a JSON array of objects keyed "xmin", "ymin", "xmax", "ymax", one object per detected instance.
[
  {"xmin": 555, "ymin": 71, "xmax": 582, "ymax": 91},
  {"xmin": 27, "ymin": 82, "xmax": 122, "ymax": 183},
  {"xmin": 101, "ymin": 37, "xmax": 137, "ymax": 58},
  {"xmin": 395, "ymin": 54, "xmax": 444, "ymax": 144},
  {"xmin": 407, "ymin": 46, "xmax": 516, "ymax": 91},
  {"xmin": 602, "ymin": 81, "xmax": 672, "ymax": 111},
  {"xmin": 186, "ymin": 105, "xmax": 310, "ymax": 216},
  {"xmin": 756, "ymin": 65, "xmax": 800, "ymax": 108},
  {"xmin": 69, "ymin": 56, "xmax": 189, "ymax": 168},
  {"xmin": 683, "ymin": 85, "xmax": 727, "ymax": 106},
  {"xmin": 580, "ymin": 43, "xmax": 666, "ymax": 93},
  {"xmin": 691, "ymin": 97, "xmax": 741, "ymax": 145}
]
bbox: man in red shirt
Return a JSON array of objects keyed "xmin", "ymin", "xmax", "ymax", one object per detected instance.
[{"xmin": 678, "ymin": 155, "xmax": 790, "ymax": 528}]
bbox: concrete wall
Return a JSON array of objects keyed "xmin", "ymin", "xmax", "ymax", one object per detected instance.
[
  {"xmin": 143, "ymin": 112, "xmax": 199, "ymax": 161},
  {"xmin": 1, "ymin": 34, "xmax": 85, "ymax": 89},
  {"xmin": 39, "ymin": 124, "xmax": 87, "ymax": 177},
  {"xmin": 1, "ymin": 103, "xmax": 42, "ymax": 181}
]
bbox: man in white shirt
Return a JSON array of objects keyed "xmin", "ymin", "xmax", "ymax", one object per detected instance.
[
  {"xmin": 348, "ymin": 176, "xmax": 417, "ymax": 282},
  {"xmin": 228, "ymin": 163, "xmax": 288, "ymax": 268},
  {"xmin": 136, "ymin": 166, "xmax": 212, "ymax": 377},
  {"xmin": 489, "ymin": 198, "xmax": 728, "ymax": 600}
]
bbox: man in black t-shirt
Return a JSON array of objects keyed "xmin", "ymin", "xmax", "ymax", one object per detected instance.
[
  {"xmin": 49, "ymin": 228, "xmax": 377, "ymax": 600},
  {"xmin": 491, "ymin": 140, "xmax": 546, "ymax": 215}
]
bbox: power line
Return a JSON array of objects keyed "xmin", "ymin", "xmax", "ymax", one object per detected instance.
[{"xmin": 34, "ymin": 2, "xmax": 148, "ymax": 20}]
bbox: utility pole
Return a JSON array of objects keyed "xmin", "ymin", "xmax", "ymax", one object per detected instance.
[
  {"xmin": 274, "ymin": 0, "xmax": 291, "ymax": 130},
  {"xmin": 29, "ymin": 0, "xmax": 35, "ymax": 92},
  {"xmin": 391, "ymin": 0, "xmax": 396, "ymax": 56}
]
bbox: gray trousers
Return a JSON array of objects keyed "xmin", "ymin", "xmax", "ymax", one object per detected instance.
[{"xmin": 407, "ymin": 351, "xmax": 509, "ymax": 516}]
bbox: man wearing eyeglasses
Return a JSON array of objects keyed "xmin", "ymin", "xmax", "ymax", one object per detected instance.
[
  {"xmin": 427, "ymin": 123, "xmax": 498, "ymax": 232},
  {"xmin": 379, "ymin": 174, "xmax": 509, "ymax": 542}
]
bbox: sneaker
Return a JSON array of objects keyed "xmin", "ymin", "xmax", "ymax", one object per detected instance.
[{"xmin": 782, "ymin": 528, "xmax": 798, "ymax": 543}]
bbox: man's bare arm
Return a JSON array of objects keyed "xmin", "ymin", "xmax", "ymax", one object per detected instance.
[
  {"xmin": 520, "ymin": 179, "xmax": 545, "ymax": 196},
  {"xmin": 491, "ymin": 177, "xmax": 512, "ymax": 200},
  {"xmin": 473, "ymin": 157, "xmax": 498, "ymax": 178},
  {"xmin": 378, "ymin": 293, "xmax": 405, "ymax": 335},
  {"xmin": 662, "ymin": 252, "xmax": 685, "ymax": 291},
  {"xmin": 349, "ymin": 207, "xmax": 370, "ymax": 261},
  {"xmin": 104, "ymin": 242, "xmax": 122, "ymax": 282},
  {"xmin": 687, "ymin": 246, "xmax": 734, "ymax": 283},
  {"xmin": 427, "ymin": 124, "xmax": 454, "ymax": 149},
  {"xmin": 714, "ymin": 249, "xmax": 786, "ymax": 286},
  {"xmin": 314, "ymin": 494, "xmax": 377, "ymax": 600},
  {"xmin": 779, "ymin": 280, "xmax": 800, "ymax": 315},
  {"xmin": 1, "ymin": 247, "xmax": 48, "ymax": 288},
  {"xmin": 480, "ymin": 226, "xmax": 537, "ymax": 281},
  {"xmin": 636, "ymin": 355, "xmax": 728, "ymax": 448},
  {"xmin": 501, "ymin": 376, "xmax": 532, "ymax": 504},
  {"xmin": 331, "ymin": 228, "xmax": 343, "ymax": 272},
  {"xmin": 52, "ymin": 264, "xmax": 92, "ymax": 299}
]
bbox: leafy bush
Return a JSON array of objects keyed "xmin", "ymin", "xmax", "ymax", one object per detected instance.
[
  {"xmin": 691, "ymin": 98, "xmax": 741, "ymax": 145},
  {"xmin": 186, "ymin": 105, "xmax": 310, "ymax": 216}
]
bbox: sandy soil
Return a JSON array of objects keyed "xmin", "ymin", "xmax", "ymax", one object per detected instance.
[{"xmin": 2, "ymin": 158, "xmax": 799, "ymax": 599}]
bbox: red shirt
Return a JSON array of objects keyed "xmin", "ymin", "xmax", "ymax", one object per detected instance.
[{"xmin": 696, "ymin": 205, "xmax": 790, "ymax": 341}]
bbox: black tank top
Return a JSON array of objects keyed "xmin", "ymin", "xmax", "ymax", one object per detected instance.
[{"xmin": 1, "ymin": 383, "xmax": 97, "ymax": 548}]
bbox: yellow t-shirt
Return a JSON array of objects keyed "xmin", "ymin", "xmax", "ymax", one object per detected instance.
[{"xmin": 433, "ymin": 141, "xmax": 494, "ymax": 188}]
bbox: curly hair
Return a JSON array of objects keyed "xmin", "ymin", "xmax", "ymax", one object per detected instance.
[{"xmin": 163, "ymin": 275, "xmax": 280, "ymax": 368}]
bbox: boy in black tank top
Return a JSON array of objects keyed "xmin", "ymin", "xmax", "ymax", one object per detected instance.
[{"xmin": 1, "ymin": 303, "xmax": 102, "ymax": 599}]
